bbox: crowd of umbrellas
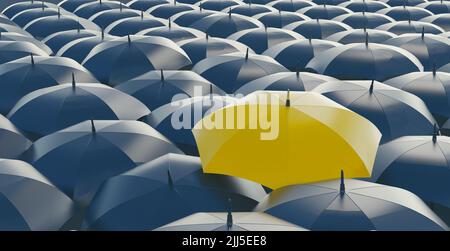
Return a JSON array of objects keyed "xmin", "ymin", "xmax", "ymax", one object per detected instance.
[{"xmin": 1, "ymin": 0, "xmax": 450, "ymax": 231}]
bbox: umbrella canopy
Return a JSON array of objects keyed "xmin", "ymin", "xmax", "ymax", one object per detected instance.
[
  {"xmin": 0, "ymin": 40, "xmax": 48, "ymax": 64},
  {"xmin": 332, "ymin": 12, "xmax": 395, "ymax": 29},
  {"xmin": 421, "ymin": 14, "xmax": 450, "ymax": 32},
  {"xmin": 0, "ymin": 23, "xmax": 32, "ymax": 36},
  {"xmin": 143, "ymin": 95, "xmax": 237, "ymax": 155},
  {"xmin": 126, "ymin": 0, "xmax": 173, "ymax": 11},
  {"xmin": 283, "ymin": 19, "xmax": 352, "ymax": 39},
  {"xmin": 0, "ymin": 159, "xmax": 75, "ymax": 231},
  {"xmin": 82, "ymin": 35, "xmax": 192, "ymax": 86},
  {"xmin": 0, "ymin": 32, "xmax": 52, "ymax": 55},
  {"xmin": 227, "ymin": 27, "xmax": 303, "ymax": 54},
  {"xmin": 312, "ymin": 0, "xmax": 349, "ymax": 4},
  {"xmin": 104, "ymin": 16, "xmax": 167, "ymax": 36},
  {"xmin": 42, "ymin": 29, "xmax": 99, "ymax": 53},
  {"xmin": 313, "ymin": 80, "xmax": 436, "ymax": 143},
  {"xmin": 371, "ymin": 135, "xmax": 450, "ymax": 225},
  {"xmin": 376, "ymin": 20, "xmax": 445, "ymax": 35},
  {"xmin": 116, "ymin": 70, "xmax": 226, "ymax": 111},
  {"xmin": 192, "ymin": 51, "xmax": 287, "ymax": 93},
  {"xmin": 305, "ymin": 41, "xmax": 424, "ymax": 81},
  {"xmin": 241, "ymin": 0, "xmax": 273, "ymax": 4},
  {"xmin": 192, "ymin": 91, "xmax": 381, "ymax": 189},
  {"xmin": 380, "ymin": 0, "xmax": 428, "ymax": 7},
  {"xmin": 2, "ymin": 1, "xmax": 58, "ymax": 18},
  {"xmin": 253, "ymin": 11, "xmax": 310, "ymax": 29},
  {"xmin": 418, "ymin": 1, "xmax": 450, "ymax": 14},
  {"xmin": 0, "ymin": 14, "xmax": 16, "ymax": 26},
  {"xmin": 0, "ymin": 55, "xmax": 98, "ymax": 115},
  {"xmin": 88, "ymin": 8, "xmax": 143, "ymax": 28},
  {"xmin": 136, "ymin": 23, "xmax": 205, "ymax": 43},
  {"xmin": 228, "ymin": 3, "xmax": 277, "ymax": 17},
  {"xmin": 59, "ymin": 0, "xmax": 97, "ymax": 12},
  {"xmin": 197, "ymin": 0, "xmax": 243, "ymax": 11},
  {"xmin": 263, "ymin": 38, "xmax": 340, "ymax": 71},
  {"xmin": 171, "ymin": 9, "xmax": 217, "ymax": 27},
  {"xmin": 24, "ymin": 15, "xmax": 100, "ymax": 40},
  {"xmin": 11, "ymin": 7, "xmax": 62, "ymax": 27},
  {"xmin": 235, "ymin": 71, "xmax": 337, "ymax": 95},
  {"xmin": 299, "ymin": 5, "xmax": 353, "ymax": 20},
  {"xmin": 0, "ymin": 114, "xmax": 31, "ymax": 159},
  {"xmin": 156, "ymin": 212, "xmax": 307, "ymax": 231},
  {"xmin": 377, "ymin": 6, "xmax": 433, "ymax": 21},
  {"xmin": 338, "ymin": 0, "xmax": 390, "ymax": 13},
  {"xmin": 83, "ymin": 153, "xmax": 266, "ymax": 230},
  {"xmin": 147, "ymin": 2, "xmax": 197, "ymax": 19},
  {"xmin": 255, "ymin": 177, "xmax": 448, "ymax": 231},
  {"xmin": 178, "ymin": 36, "xmax": 249, "ymax": 65},
  {"xmin": 384, "ymin": 33, "xmax": 450, "ymax": 71},
  {"xmin": 190, "ymin": 12, "xmax": 264, "ymax": 38},
  {"xmin": 56, "ymin": 33, "xmax": 116, "ymax": 63},
  {"xmin": 385, "ymin": 71, "xmax": 450, "ymax": 125},
  {"xmin": 267, "ymin": 0, "xmax": 316, "ymax": 12},
  {"xmin": 326, "ymin": 28, "xmax": 396, "ymax": 44},
  {"xmin": 73, "ymin": 1, "xmax": 124, "ymax": 19}
]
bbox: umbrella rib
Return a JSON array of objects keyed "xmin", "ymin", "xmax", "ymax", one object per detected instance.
[
  {"xmin": 345, "ymin": 193, "xmax": 377, "ymax": 230},
  {"xmin": 436, "ymin": 143, "xmax": 450, "ymax": 168}
]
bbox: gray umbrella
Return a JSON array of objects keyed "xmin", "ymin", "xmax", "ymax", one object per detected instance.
[
  {"xmin": 2, "ymin": 1, "xmax": 58, "ymax": 18},
  {"xmin": 376, "ymin": 20, "xmax": 445, "ymax": 35},
  {"xmin": 332, "ymin": 12, "xmax": 395, "ymax": 29},
  {"xmin": 197, "ymin": 0, "xmax": 243, "ymax": 11},
  {"xmin": 136, "ymin": 22, "xmax": 205, "ymax": 43},
  {"xmin": 0, "ymin": 13, "xmax": 17, "ymax": 26},
  {"xmin": 255, "ymin": 175, "xmax": 448, "ymax": 231},
  {"xmin": 56, "ymin": 33, "xmax": 117, "ymax": 63},
  {"xmin": 377, "ymin": 6, "xmax": 433, "ymax": 21},
  {"xmin": 0, "ymin": 23, "xmax": 32, "ymax": 36},
  {"xmin": 0, "ymin": 114, "xmax": 31, "ymax": 159},
  {"xmin": 299, "ymin": 5, "xmax": 353, "ymax": 20},
  {"xmin": 8, "ymin": 81, "xmax": 150, "ymax": 139},
  {"xmin": 267, "ymin": 0, "xmax": 315, "ymax": 12},
  {"xmin": 235, "ymin": 71, "xmax": 337, "ymax": 95},
  {"xmin": 0, "ymin": 32, "xmax": 52, "ymax": 54},
  {"xmin": 380, "ymin": 0, "xmax": 428, "ymax": 7},
  {"xmin": 88, "ymin": 8, "xmax": 143, "ymax": 28},
  {"xmin": 0, "ymin": 159, "xmax": 75, "ymax": 231},
  {"xmin": 190, "ymin": 12, "xmax": 263, "ymax": 38},
  {"xmin": 370, "ymin": 135, "xmax": 450, "ymax": 225},
  {"xmin": 384, "ymin": 33, "xmax": 450, "ymax": 71},
  {"xmin": 73, "ymin": 1, "xmax": 124, "ymax": 19},
  {"xmin": 22, "ymin": 120, "xmax": 183, "ymax": 206},
  {"xmin": 313, "ymin": 80, "xmax": 436, "ymax": 143},
  {"xmin": 155, "ymin": 212, "xmax": 307, "ymax": 231},
  {"xmin": 0, "ymin": 40, "xmax": 48, "ymax": 64},
  {"xmin": 147, "ymin": 2, "xmax": 197, "ymax": 19},
  {"xmin": 385, "ymin": 71, "xmax": 450, "ymax": 125},
  {"xmin": 418, "ymin": 1, "xmax": 450, "ymax": 14},
  {"xmin": 263, "ymin": 38, "xmax": 340, "ymax": 71},
  {"xmin": 253, "ymin": 11, "xmax": 310, "ymax": 29},
  {"xmin": 339, "ymin": 0, "xmax": 390, "ymax": 13},
  {"xmin": 305, "ymin": 41, "xmax": 424, "ymax": 81},
  {"xmin": 178, "ymin": 36, "xmax": 250, "ymax": 65},
  {"xmin": 228, "ymin": 3, "xmax": 276, "ymax": 17},
  {"xmin": 227, "ymin": 27, "xmax": 303, "ymax": 54},
  {"xmin": 24, "ymin": 14, "xmax": 100, "ymax": 40},
  {"xmin": 10, "ymin": 7, "xmax": 62, "ymax": 27},
  {"xmin": 0, "ymin": 55, "xmax": 98, "ymax": 115},
  {"xmin": 104, "ymin": 15, "xmax": 167, "ymax": 36},
  {"xmin": 59, "ymin": 0, "xmax": 96, "ymax": 12},
  {"xmin": 83, "ymin": 153, "xmax": 266, "ymax": 230},
  {"xmin": 421, "ymin": 14, "xmax": 450, "ymax": 32},
  {"xmin": 126, "ymin": 0, "xmax": 172, "ymax": 11},
  {"xmin": 116, "ymin": 70, "xmax": 225, "ymax": 111},
  {"xmin": 283, "ymin": 19, "xmax": 352, "ymax": 39},
  {"xmin": 142, "ymin": 95, "xmax": 237, "ymax": 155},
  {"xmin": 171, "ymin": 8, "xmax": 217, "ymax": 27},
  {"xmin": 82, "ymin": 35, "xmax": 192, "ymax": 86},
  {"xmin": 326, "ymin": 28, "xmax": 396, "ymax": 44},
  {"xmin": 41, "ymin": 29, "xmax": 99, "ymax": 53},
  {"xmin": 192, "ymin": 50, "xmax": 287, "ymax": 93}
]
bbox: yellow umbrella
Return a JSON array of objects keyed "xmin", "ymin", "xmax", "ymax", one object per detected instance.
[{"xmin": 192, "ymin": 91, "xmax": 381, "ymax": 189}]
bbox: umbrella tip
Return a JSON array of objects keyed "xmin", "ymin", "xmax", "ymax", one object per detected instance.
[
  {"xmin": 119, "ymin": 2, "xmax": 122, "ymax": 11},
  {"xmin": 296, "ymin": 70, "xmax": 299, "ymax": 78},
  {"xmin": 433, "ymin": 63, "xmax": 437, "ymax": 77},
  {"xmin": 286, "ymin": 89, "xmax": 291, "ymax": 107},
  {"xmin": 160, "ymin": 69, "xmax": 164, "ymax": 82},
  {"xmin": 340, "ymin": 170, "xmax": 345, "ymax": 195},
  {"xmin": 30, "ymin": 54, "xmax": 35, "ymax": 65},
  {"xmin": 433, "ymin": 124, "xmax": 439, "ymax": 143},
  {"xmin": 57, "ymin": 7, "xmax": 61, "ymax": 18},
  {"xmin": 127, "ymin": 35, "xmax": 131, "ymax": 45},
  {"xmin": 91, "ymin": 119, "xmax": 96, "ymax": 134},
  {"xmin": 422, "ymin": 26, "xmax": 425, "ymax": 40},
  {"xmin": 168, "ymin": 170, "xmax": 174, "ymax": 189},
  {"xmin": 229, "ymin": 8, "xmax": 232, "ymax": 18},
  {"xmin": 227, "ymin": 198, "xmax": 233, "ymax": 230},
  {"xmin": 72, "ymin": 73, "xmax": 76, "ymax": 89},
  {"xmin": 169, "ymin": 18, "xmax": 172, "ymax": 29},
  {"xmin": 101, "ymin": 28, "xmax": 105, "ymax": 40},
  {"xmin": 209, "ymin": 84, "xmax": 213, "ymax": 96},
  {"xmin": 141, "ymin": 11, "xmax": 144, "ymax": 19},
  {"xmin": 365, "ymin": 32, "xmax": 369, "ymax": 47},
  {"xmin": 245, "ymin": 48, "xmax": 249, "ymax": 60},
  {"xmin": 369, "ymin": 80, "xmax": 374, "ymax": 94},
  {"xmin": 206, "ymin": 33, "xmax": 209, "ymax": 40}
]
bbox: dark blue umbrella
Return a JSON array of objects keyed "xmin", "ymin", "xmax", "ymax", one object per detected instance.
[
  {"xmin": 178, "ymin": 36, "xmax": 250, "ymax": 65},
  {"xmin": 56, "ymin": 32, "xmax": 116, "ymax": 63},
  {"xmin": 59, "ymin": 0, "xmax": 96, "ymax": 12},
  {"xmin": 377, "ymin": 6, "xmax": 433, "ymax": 21},
  {"xmin": 0, "ymin": 40, "xmax": 48, "ymax": 64},
  {"xmin": 8, "ymin": 81, "xmax": 150, "ymax": 139},
  {"xmin": 73, "ymin": 0, "xmax": 124, "ymax": 19},
  {"xmin": 306, "ymin": 40, "xmax": 424, "ymax": 81},
  {"xmin": 385, "ymin": 71, "xmax": 450, "ymax": 125},
  {"xmin": 253, "ymin": 11, "xmax": 310, "ymax": 28},
  {"xmin": 418, "ymin": 1, "xmax": 450, "ymax": 14},
  {"xmin": 191, "ymin": 12, "xmax": 263, "ymax": 38},
  {"xmin": 326, "ymin": 28, "xmax": 396, "ymax": 44},
  {"xmin": 10, "ymin": 7, "xmax": 61, "ymax": 27},
  {"xmin": 41, "ymin": 29, "xmax": 99, "ymax": 54},
  {"xmin": 22, "ymin": 120, "xmax": 183, "ymax": 206},
  {"xmin": 338, "ymin": 0, "xmax": 390, "ymax": 13},
  {"xmin": 171, "ymin": 8, "xmax": 217, "ymax": 27},
  {"xmin": 263, "ymin": 39, "xmax": 341, "ymax": 71},
  {"xmin": 228, "ymin": 3, "xmax": 277, "ymax": 17},
  {"xmin": 371, "ymin": 135, "xmax": 450, "ymax": 225},
  {"xmin": 82, "ymin": 35, "xmax": 192, "ymax": 86},
  {"xmin": 283, "ymin": 19, "xmax": 352, "ymax": 39},
  {"xmin": 384, "ymin": 33, "xmax": 450, "ymax": 71},
  {"xmin": 104, "ymin": 16, "xmax": 167, "ymax": 36},
  {"xmin": 267, "ymin": 0, "xmax": 315, "ymax": 12},
  {"xmin": 143, "ymin": 95, "xmax": 237, "ymax": 155},
  {"xmin": 227, "ymin": 27, "xmax": 303, "ymax": 54},
  {"xmin": 197, "ymin": 0, "xmax": 243, "ymax": 11},
  {"xmin": 235, "ymin": 71, "xmax": 337, "ymax": 95},
  {"xmin": 83, "ymin": 153, "xmax": 266, "ymax": 230},
  {"xmin": 375, "ymin": 20, "xmax": 445, "ymax": 35},
  {"xmin": 380, "ymin": 0, "xmax": 428, "ymax": 7},
  {"xmin": 147, "ymin": 2, "xmax": 197, "ymax": 19},
  {"xmin": 0, "ymin": 55, "xmax": 98, "ymax": 115},
  {"xmin": 0, "ymin": 32, "xmax": 52, "ymax": 54},
  {"xmin": 116, "ymin": 70, "xmax": 225, "ymax": 111},
  {"xmin": 136, "ymin": 22, "xmax": 205, "ymax": 43},
  {"xmin": 0, "ymin": 114, "xmax": 31, "ymax": 159},
  {"xmin": 313, "ymin": 80, "xmax": 436, "ymax": 143},
  {"xmin": 332, "ymin": 12, "xmax": 395, "ymax": 29},
  {"xmin": 299, "ymin": 5, "xmax": 353, "ymax": 20},
  {"xmin": 192, "ymin": 50, "xmax": 287, "ymax": 93},
  {"xmin": 126, "ymin": 0, "xmax": 172, "ymax": 11},
  {"xmin": 2, "ymin": 1, "xmax": 58, "ymax": 18},
  {"xmin": 88, "ymin": 8, "xmax": 143, "ymax": 28},
  {"xmin": 421, "ymin": 14, "xmax": 450, "ymax": 32},
  {"xmin": 0, "ymin": 159, "xmax": 75, "ymax": 231}
]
